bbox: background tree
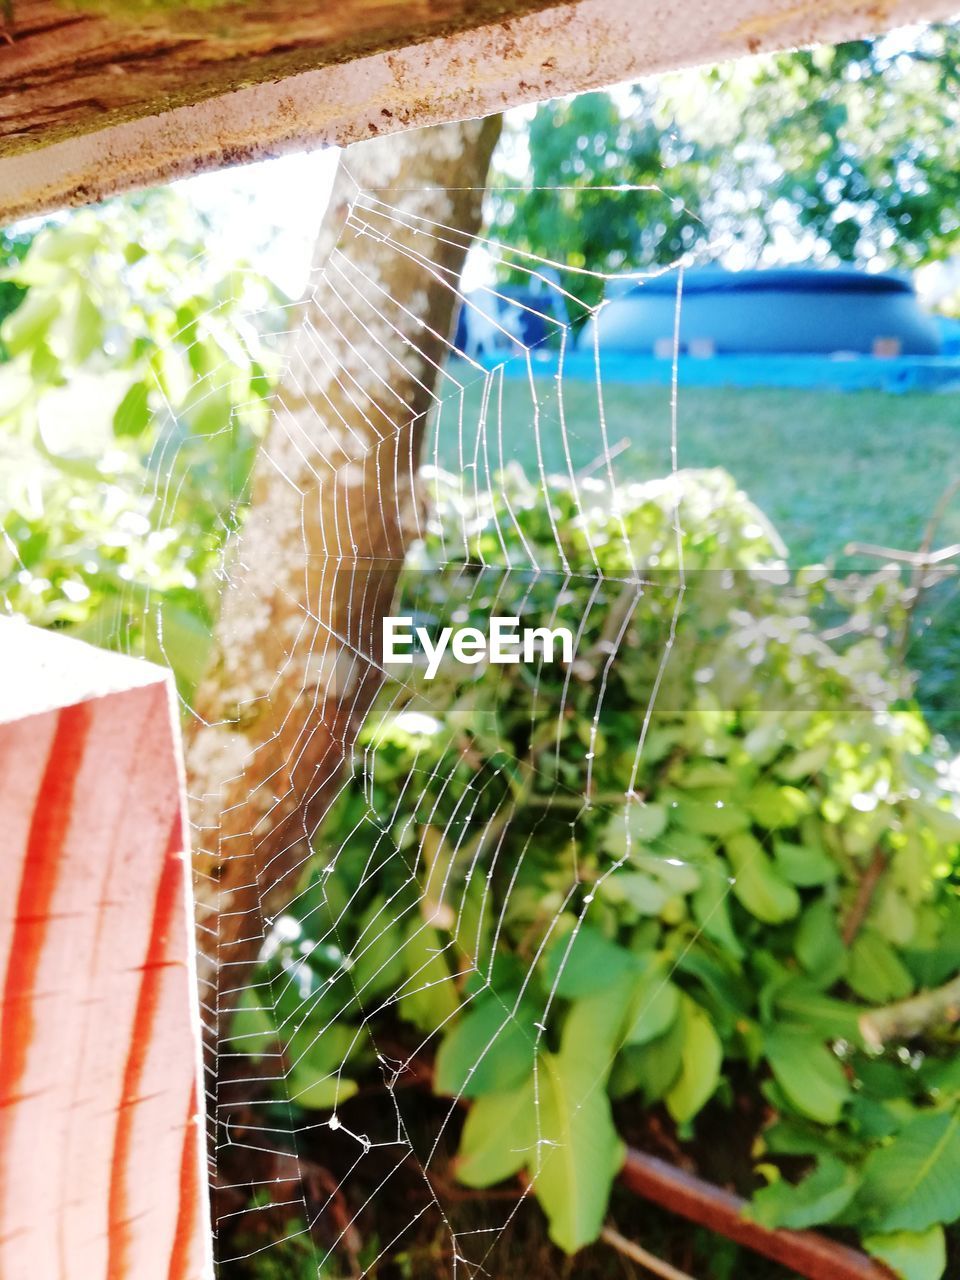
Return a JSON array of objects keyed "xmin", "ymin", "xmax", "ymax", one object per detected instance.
[
  {"xmin": 487, "ymin": 87, "xmax": 709, "ymax": 312},
  {"xmin": 184, "ymin": 117, "xmax": 503, "ymax": 1048},
  {"xmin": 0, "ymin": 193, "xmax": 279, "ymax": 673},
  {"xmin": 489, "ymin": 24, "xmax": 960, "ymax": 308}
]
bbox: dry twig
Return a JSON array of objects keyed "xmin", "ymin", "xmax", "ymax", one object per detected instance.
[{"xmin": 601, "ymin": 1224, "xmax": 696, "ymax": 1280}]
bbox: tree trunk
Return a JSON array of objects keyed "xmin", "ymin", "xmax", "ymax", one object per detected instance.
[{"xmin": 185, "ymin": 116, "xmax": 502, "ymax": 1063}]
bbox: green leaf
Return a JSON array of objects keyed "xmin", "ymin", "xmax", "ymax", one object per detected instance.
[
  {"xmin": 287, "ymin": 1021, "xmax": 364, "ymax": 1077},
  {"xmin": 561, "ymin": 970, "xmax": 638, "ymax": 1079},
  {"xmin": 612, "ymin": 871, "xmax": 670, "ymax": 916},
  {"xmin": 856, "ymin": 1110, "xmax": 960, "ymax": 1234},
  {"xmin": 395, "ymin": 923, "xmax": 459, "ymax": 1034},
  {"xmin": 30, "ymin": 337, "xmax": 60, "ymax": 381},
  {"xmin": 902, "ymin": 946, "xmax": 960, "ymax": 990},
  {"xmin": 848, "ymin": 930, "xmax": 914, "ymax": 1003},
  {"xmin": 544, "ymin": 926, "xmax": 635, "ymax": 999},
  {"xmin": 347, "ymin": 895, "xmax": 408, "ymax": 999},
  {"xmin": 750, "ymin": 1155, "xmax": 860, "ymax": 1230},
  {"xmin": 726, "ymin": 832, "xmax": 800, "ymax": 923},
  {"xmin": 624, "ymin": 967, "xmax": 680, "ymax": 1046},
  {"xmin": 189, "ymin": 388, "xmax": 233, "ymax": 436},
  {"xmin": 113, "ymin": 380, "xmax": 152, "ymax": 439},
  {"xmin": 871, "ymin": 886, "xmax": 916, "ymax": 948},
  {"xmin": 863, "ymin": 1227, "xmax": 946, "ymax": 1280},
  {"xmin": 650, "ymin": 830, "xmax": 712, "ymax": 863},
  {"xmin": 630, "ymin": 853, "xmax": 701, "ymax": 895},
  {"xmin": 775, "ymin": 743, "xmax": 832, "ymax": 782},
  {"xmin": 674, "ymin": 760, "xmax": 739, "ymax": 789},
  {"xmin": 692, "ymin": 862, "xmax": 745, "ymax": 959},
  {"xmin": 142, "ymin": 600, "xmax": 211, "ymax": 693},
  {"xmin": 70, "ymin": 289, "xmax": 104, "ymax": 362},
  {"xmin": 764, "ymin": 1028, "xmax": 850, "ymax": 1125},
  {"xmin": 857, "ymin": 1058, "xmax": 914, "ymax": 1102},
  {"xmin": 30, "ymin": 227, "xmax": 100, "ymax": 265},
  {"xmin": 229, "ymin": 989, "xmax": 276, "ymax": 1061},
  {"xmin": 532, "ymin": 1051, "xmax": 625, "ymax": 1253},
  {"xmin": 915, "ymin": 801, "xmax": 960, "ymax": 846},
  {"xmin": 611, "ymin": 1007, "xmax": 685, "ymax": 1103},
  {"xmin": 772, "ymin": 978, "xmax": 865, "ymax": 1045},
  {"xmin": 764, "ymin": 1115, "xmax": 855, "ymax": 1160},
  {"xmin": 455, "ymin": 871, "xmax": 493, "ymax": 973},
  {"xmin": 747, "ymin": 783, "xmax": 811, "ymax": 829},
  {"xmin": 288, "ymin": 1070, "xmax": 358, "ymax": 1111},
  {"xmin": 2, "ymin": 290, "xmax": 60, "ymax": 357},
  {"xmin": 603, "ymin": 801, "xmax": 668, "ymax": 855},
  {"xmin": 774, "ymin": 839, "xmax": 837, "ymax": 887},
  {"xmin": 435, "ymin": 993, "xmax": 536, "ymax": 1098},
  {"xmin": 920, "ymin": 1056, "xmax": 960, "ymax": 1099},
  {"xmin": 676, "ymin": 948, "xmax": 752, "ymax": 1025},
  {"xmin": 672, "ymin": 796, "xmax": 749, "ymax": 837},
  {"xmin": 665, "ymin": 997, "xmax": 722, "ymax": 1123},
  {"xmin": 794, "ymin": 896, "xmax": 846, "ymax": 982},
  {"xmin": 456, "ymin": 1077, "xmax": 537, "ymax": 1188},
  {"xmin": 849, "ymin": 1095, "xmax": 908, "ymax": 1142}
]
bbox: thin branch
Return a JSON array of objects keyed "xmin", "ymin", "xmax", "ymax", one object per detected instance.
[
  {"xmin": 841, "ymin": 848, "xmax": 889, "ymax": 947},
  {"xmin": 578, "ymin": 435, "xmax": 631, "ymax": 480},
  {"xmin": 859, "ymin": 973, "xmax": 960, "ymax": 1049},
  {"xmin": 919, "ymin": 474, "xmax": 960, "ymax": 559},
  {"xmin": 619, "ymin": 1147, "xmax": 892, "ymax": 1280},
  {"xmin": 601, "ymin": 1224, "xmax": 696, "ymax": 1280},
  {"xmin": 842, "ymin": 540, "xmax": 960, "ymax": 568}
]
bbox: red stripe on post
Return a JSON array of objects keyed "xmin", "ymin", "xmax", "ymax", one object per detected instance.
[
  {"xmin": 0, "ymin": 621, "xmax": 211, "ymax": 1279},
  {"xmin": 108, "ymin": 814, "xmax": 193, "ymax": 1280},
  {"xmin": 0, "ymin": 703, "xmax": 90, "ymax": 1111},
  {"xmin": 167, "ymin": 1084, "xmax": 205, "ymax": 1280}
]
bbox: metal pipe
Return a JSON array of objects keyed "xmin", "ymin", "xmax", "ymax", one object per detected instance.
[{"xmin": 619, "ymin": 1148, "xmax": 893, "ymax": 1280}]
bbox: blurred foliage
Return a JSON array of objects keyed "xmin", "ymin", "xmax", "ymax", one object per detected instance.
[
  {"xmin": 487, "ymin": 88, "xmax": 708, "ymax": 314},
  {"xmin": 0, "ymin": 225, "xmax": 40, "ymax": 357},
  {"xmin": 243, "ymin": 469, "xmax": 960, "ymax": 1277},
  {"xmin": 744, "ymin": 34, "xmax": 960, "ymax": 270},
  {"xmin": 489, "ymin": 25, "xmax": 960, "ymax": 309},
  {"xmin": 431, "ymin": 376, "xmax": 960, "ymax": 744},
  {"xmin": 0, "ymin": 192, "xmax": 283, "ymax": 696}
]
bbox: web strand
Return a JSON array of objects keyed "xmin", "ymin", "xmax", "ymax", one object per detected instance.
[{"xmin": 127, "ymin": 180, "xmax": 714, "ymax": 1277}]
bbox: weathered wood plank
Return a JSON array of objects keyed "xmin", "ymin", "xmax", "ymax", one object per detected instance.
[
  {"xmin": 0, "ymin": 619, "xmax": 211, "ymax": 1280},
  {"xmin": 1, "ymin": 0, "xmax": 957, "ymax": 222},
  {"xmin": 0, "ymin": 0, "xmax": 563, "ymax": 155}
]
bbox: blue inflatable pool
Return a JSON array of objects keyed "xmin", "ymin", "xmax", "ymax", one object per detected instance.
[{"xmin": 585, "ymin": 266, "xmax": 942, "ymax": 357}]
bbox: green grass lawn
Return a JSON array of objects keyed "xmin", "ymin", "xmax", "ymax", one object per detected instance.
[{"xmin": 434, "ymin": 371, "xmax": 960, "ymax": 738}]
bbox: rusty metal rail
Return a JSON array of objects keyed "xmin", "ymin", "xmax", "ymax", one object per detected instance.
[{"xmin": 619, "ymin": 1148, "xmax": 892, "ymax": 1280}]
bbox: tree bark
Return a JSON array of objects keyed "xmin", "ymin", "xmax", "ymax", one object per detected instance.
[{"xmin": 185, "ymin": 116, "xmax": 502, "ymax": 1063}]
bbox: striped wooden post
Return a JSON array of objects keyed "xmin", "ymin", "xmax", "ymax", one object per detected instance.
[{"xmin": 0, "ymin": 619, "xmax": 212, "ymax": 1280}]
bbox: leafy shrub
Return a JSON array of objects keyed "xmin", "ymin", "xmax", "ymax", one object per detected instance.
[
  {"xmin": 245, "ymin": 466, "xmax": 960, "ymax": 1278},
  {"xmin": 0, "ymin": 196, "xmax": 280, "ymax": 693}
]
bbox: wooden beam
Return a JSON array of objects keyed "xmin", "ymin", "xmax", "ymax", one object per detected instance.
[
  {"xmin": 0, "ymin": 619, "xmax": 211, "ymax": 1280},
  {"xmin": 0, "ymin": 0, "xmax": 564, "ymax": 157},
  {"xmin": 0, "ymin": 0, "xmax": 957, "ymax": 222}
]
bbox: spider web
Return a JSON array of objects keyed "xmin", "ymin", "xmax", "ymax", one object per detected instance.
[
  {"xmin": 134, "ymin": 158, "xmax": 716, "ymax": 1279},
  {"xmin": 3, "ymin": 82, "xmax": 959, "ymax": 1280}
]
